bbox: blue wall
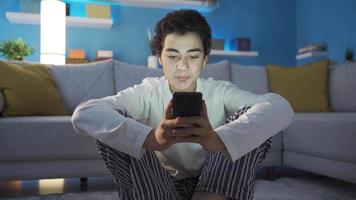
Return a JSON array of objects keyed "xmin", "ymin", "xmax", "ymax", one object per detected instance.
[
  {"xmin": 0, "ymin": 1, "xmax": 40, "ymax": 62},
  {"xmin": 296, "ymin": 0, "xmax": 356, "ymax": 64},
  {"xmin": 0, "ymin": 0, "xmax": 296, "ymax": 66},
  {"xmin": 207, "ymin": 0, "xmax": 296, "ymax": 66}
]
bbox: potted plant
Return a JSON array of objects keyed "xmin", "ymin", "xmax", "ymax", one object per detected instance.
[
  {"xmin": 345, "ymin": 47, "xmax": 354, "ymax": 62},
  {"xmin": 0, "ymin": 38, "xmax": 35, "ymax": 61}
]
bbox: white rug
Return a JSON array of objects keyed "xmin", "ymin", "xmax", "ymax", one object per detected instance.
[
  {"xmin": 253, "ymin": 177, "xmax": 356, "ymax": 200},
  {"xmin": 3, "ymin": 176, "xmax": 356, "ymax": 200}
]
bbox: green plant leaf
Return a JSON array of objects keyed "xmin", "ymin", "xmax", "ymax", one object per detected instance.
[{"xmin": 0, "ymin": 38, "xmax": 35, "ymax": 61}]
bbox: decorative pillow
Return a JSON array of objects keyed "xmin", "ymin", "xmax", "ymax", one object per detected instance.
[
  {"xmin": 200, "ymin": 60, "xmax": 230, "ymax": 81},
  {"xmin": 230, "ymin": 63, "xmax": 269, "ymax": 94},
  {"xmin": 267, "ymin": 60, "xmax": 331, "ymax": 112},
  {"xmin": 50, "ymin": 59, "xmax": 115, "ymax": 114},
  {"xmin": 329, "ymin": 62, "xmax": 356, "ymax": 111},
  {"xmin": 114, "ymin": 60, "xmax": 164, "ymax": 92},
  {"xmin": 0, "ymin": 61, "xmax": 68, "ymax": 116}
]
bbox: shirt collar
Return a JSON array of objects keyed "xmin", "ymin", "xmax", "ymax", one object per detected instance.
[
  {"xmin": 164, "ymin": 77, "xmax": 202, "ymax": 95},
  {"xmin": 163, "ymin": 77, "xmax": 203, "ymax": 113}
]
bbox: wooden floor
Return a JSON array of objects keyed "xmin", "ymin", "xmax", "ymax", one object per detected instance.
[
  {"xmin": 0, "ymin": 177, "xmax": 115, "ymax": 198},
  {"xmin": 0, "ymin": 167, "xmax": 307, "ymax": 198}
]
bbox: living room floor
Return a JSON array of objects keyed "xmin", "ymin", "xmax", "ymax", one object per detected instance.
[
  {"xmin": 0, "ymin": 176, "xmax": 115, "ymax": 198},
  {"xmin": 1, "ymin": 166, "xmax": 356, "ymax": 199}
]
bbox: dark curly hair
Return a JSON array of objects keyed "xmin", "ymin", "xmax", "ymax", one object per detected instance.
[{"xmin": 151, "ymin": 9, "xmax": 212, "ymax": 57}]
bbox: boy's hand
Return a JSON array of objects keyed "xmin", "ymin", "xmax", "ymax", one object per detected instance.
[
  {"xmin": 172, "ymin": 100, "xmax": 226, "ymax": 152},
  {"xmin": 143, "ymin": 100, "xmax": 194, "ymax": 151}
]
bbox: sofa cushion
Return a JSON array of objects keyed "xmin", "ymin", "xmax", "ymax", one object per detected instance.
[
  {"xmin": 230, "ymin": 63, "xmax": 268, "ymax": 94},
  {"xmin": 0, "ymin": 61, "xmax": 68, "ymax": 116},
  {"xmin": 200, "ymin": 60, "xmax": 230, "ymax": 81},
  {"xmin": 0, "ymin": 116, "xmax": 100, "ymax": 161},
  {"xmin": 283, "ymin": 112, "xmax": 356, "ymax": 163},
  {"xmin": 267, "ymin": 60, "xmax": 331, "ymax": 112},
  {"xmin": 50, "ymin": 59, "xmax": 115, "ymax": 114},
  {"xmin": 329, "ymin": 62, "xmax": 356, "ymax": 112},
  {"xmin": 114, "ymin": 60, "xmax": 163, "ymax": 92}
]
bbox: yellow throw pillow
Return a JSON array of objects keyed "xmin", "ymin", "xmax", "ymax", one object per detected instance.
[
  {"xmin": 0, "ymin": 61, "xmax": 68, "ymax": 116},
  {"xmin": 267, "ymin": 60, "xmax": 331, "ymax": 112}
]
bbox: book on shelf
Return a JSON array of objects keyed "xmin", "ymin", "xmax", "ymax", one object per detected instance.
[
  {"xmin": 86, "ymin": 4, "xmax": 111, "ymax": 19},
  {"xmin": 66, "ymin": 58, "xmax": 89, "ymax": 64},
  {"xmin": 296, "ymin": 50, "xmax": 328, "ymax": 60},
  {"xmin": 297, "ymin": 49, "xmax": 326, "ymax": 56},
  {"xmin": 298, "ymin": 43, "xmax": 326, "ymax": 54},
  {"xmin": 69, "ymin": 49, "xmax": 86, "ymax": 59},
  {"xmin": 211, "ymin": 39, "xmax": 224, "ymax": 50},
  {"xmin": 20, "ymin": 0, "xmax": 40, "ymax": 14},
  {"xmin": 95, "ymin": 50, "xmax": 113, "ymax": 61},
  {"xmin": 95, "ymin": 57, "xmax": 112, "ymax": 61}
]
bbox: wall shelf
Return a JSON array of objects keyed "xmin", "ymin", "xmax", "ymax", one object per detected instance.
[
  {"xmin": 6, "ymin": 12, "xmax": 113, "ymax": 29},
  {"xmin": 64, "ymin": 0, "xmax": 218, "ymax": 12},
  {"xmin": 210, "ymin": 50, "xmax": 259, "ymax": 57},
  {"xmin": 296, "ymin": 51, "xmax": 328, "ymax": 60}
]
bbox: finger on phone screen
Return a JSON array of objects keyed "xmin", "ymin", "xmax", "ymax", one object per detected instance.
[
  {"xmin": 202, "ymin": 100, "xmax": 208, "ymax": 118},
  {"xmin": 165, "ymin": 99, "xmax": 173, "ymax": 119}
]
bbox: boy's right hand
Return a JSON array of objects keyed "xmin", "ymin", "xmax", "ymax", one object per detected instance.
[
  {"xmin": 143, "ymin": 100, "xmax": 175, "ymax": 151},
  {"xmin": 143, "ymin": 100, "xmax": 193, "ymax": 151}
]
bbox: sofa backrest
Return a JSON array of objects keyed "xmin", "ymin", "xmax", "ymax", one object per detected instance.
[
  {"xmin": 113, "ymin": 59, "xmax": 231, "ymax": 93},
  {"xmin": 200, "ymin": 60, "xmax": 230, "ymax": 81},
  {"xmin": 2, "ymin": 59, "xmax": 355, "ymax": 116},
  {"xmin": 329, "ymin": 62, "xmax": 356, "ymax": 112},
  {"xmin": 114, "ymin": 60, "xmax": 164, "ymax": 92},
  {"xmin": 0, "ymin": 59, "xmax": 230, "ymax": 115},
  {"xmin": 230, "ymin": 63, "xmax": 269, "ymax": 94},
  {"xmin": 50, "ymin": 59, "xmax": 115, "ymax": 114},
  {"xmin": 229, "ymin": 61, "xmax": 356, "ymax": 112}
]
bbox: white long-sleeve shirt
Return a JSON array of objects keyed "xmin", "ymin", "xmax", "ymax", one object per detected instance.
[{"xmin": 72, "ymin": 76, "xmax": 294, "ymax": 179}]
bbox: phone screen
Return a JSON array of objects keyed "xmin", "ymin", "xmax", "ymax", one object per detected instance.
[{"xmin": 172, "ymin": 92, "xmax": 202, "ymax": 118}]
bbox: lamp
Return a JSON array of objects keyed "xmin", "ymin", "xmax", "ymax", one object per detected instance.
[{"xmin": 40, "ymin": 0, "xmax": 66, "ymax": 65}]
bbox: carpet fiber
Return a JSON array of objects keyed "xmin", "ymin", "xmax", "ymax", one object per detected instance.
[{"xmin": 3, "ymin": 176, "xmax": 356, "ymax": 200}]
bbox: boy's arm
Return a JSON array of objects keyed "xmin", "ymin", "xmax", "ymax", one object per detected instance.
[
  {"xmin": 71, "ymin": 85, "xmax": 153, "ymax": 159},
  {"xmin": 215, "ymin": 83, "xmax": 295, "ymax": 162}
]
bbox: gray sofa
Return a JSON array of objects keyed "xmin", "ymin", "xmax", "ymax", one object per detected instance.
[{"xmin": 0, "ymin": 59, "xmax": 355, "ymax": 184}]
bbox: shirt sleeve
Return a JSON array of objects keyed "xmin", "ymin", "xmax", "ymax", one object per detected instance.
[
  {"xmin": 215, "ymin": 82, "xmax": 295, "ymax": 161},
  {"xmin": 71, "ymin": 83, "xmax": 153, "ymax": 159}
]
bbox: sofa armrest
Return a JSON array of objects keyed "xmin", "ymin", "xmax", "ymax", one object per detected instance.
[{"xmin": 0, "ymin": 91, "xmax": 4, "ymax": 115}]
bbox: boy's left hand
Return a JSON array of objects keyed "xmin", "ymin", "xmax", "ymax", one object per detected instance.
[{"xmin": 172, "ymin": 100, "xmax": 226, "ymax": 152}]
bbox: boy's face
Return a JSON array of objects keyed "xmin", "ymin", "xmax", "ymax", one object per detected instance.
[{"xmin": 159, "ymin": 32, "xmax": 207, "ymax": 93}]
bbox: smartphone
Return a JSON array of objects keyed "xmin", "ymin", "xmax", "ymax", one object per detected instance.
[{"xmin": 172, "ymin": 92, "xmax": 203, "ymax": 118}]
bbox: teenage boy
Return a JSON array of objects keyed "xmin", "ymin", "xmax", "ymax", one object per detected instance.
[{"xmin": 72, "ymin": 9, "xmax": 294, "ymax": 200}]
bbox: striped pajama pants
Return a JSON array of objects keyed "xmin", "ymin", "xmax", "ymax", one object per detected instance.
[{"xmin": 97, "ymin": 107, "xmax": 272, "ymax": 200}]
